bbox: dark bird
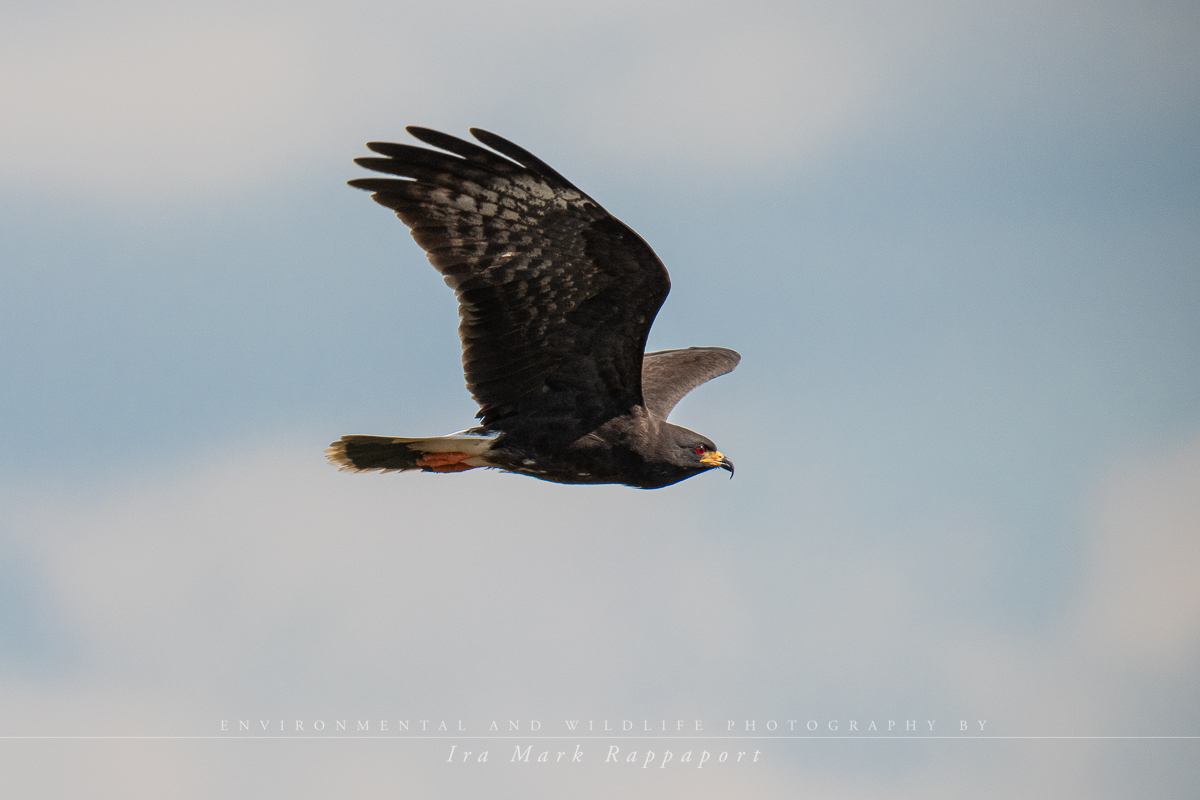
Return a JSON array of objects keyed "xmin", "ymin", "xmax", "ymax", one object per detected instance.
[{"xmin": 326, "ymin": 127, "xmax": 739, "ymax": 489}]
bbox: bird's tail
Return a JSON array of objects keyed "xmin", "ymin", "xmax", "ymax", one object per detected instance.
[{"xmin": 325, "ymin": 431, "xmax": 497, "ymax": 473}]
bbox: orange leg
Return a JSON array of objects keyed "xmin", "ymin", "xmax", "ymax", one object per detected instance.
[{"xmin": 415, "ymin": 452, "xmax": 479, "ymax": 473}]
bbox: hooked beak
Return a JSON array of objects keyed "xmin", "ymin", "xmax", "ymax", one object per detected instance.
[{"xmin": 700, "ymin": 450, "xmax": 735, "ymax": 478}]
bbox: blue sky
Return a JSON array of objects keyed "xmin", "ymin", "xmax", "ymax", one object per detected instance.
[{"xmin": 2, "ymin": 1, "xmax": 1199, "ymax": 797}]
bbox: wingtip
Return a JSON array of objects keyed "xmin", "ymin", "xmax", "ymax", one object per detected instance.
[
  {"xmin": 467, "ymin": 127, "xmax": 503, "ymax": 149},
  {"xmin": 405, "ymin": 126, "xmax": 475, "ymax": 153},
  {"xmin": 404, "ymin": 125, "xmax": 440, "ymax": 143}
]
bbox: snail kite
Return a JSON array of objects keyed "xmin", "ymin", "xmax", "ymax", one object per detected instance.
[{"xmin": 326, "ymin": 127, "xmax": 739, "ymax": 489}]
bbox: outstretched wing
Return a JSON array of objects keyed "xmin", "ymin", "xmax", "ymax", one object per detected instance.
[
  {"xmin": 640, "ymin": 347, "xmax": 741, "ymax": 420},
  {"xmin": 349, "ymin": 127, "xmax": 671, "ymax": 435}
]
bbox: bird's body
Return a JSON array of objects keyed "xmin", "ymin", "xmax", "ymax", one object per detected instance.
[{"xmin": 327, "ymin": 127, "xmax": 739, "ymax": 489}]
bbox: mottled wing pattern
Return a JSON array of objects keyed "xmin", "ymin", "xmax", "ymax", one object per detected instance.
[
  {"xmin": 349, "ymin": 127, "xmax": 671, "ymax": 435},
  {"xmin": 640, "ymin": 347, "xmax": 741, "ymax": 421}
]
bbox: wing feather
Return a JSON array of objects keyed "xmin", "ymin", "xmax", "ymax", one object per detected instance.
[
  {"xmin": 349, "ymin": 128, "xmax": 672, "ymax": 436},
  {"xmin": 640, "ymin": 347, "xmax": 741, "ymax": 420}
]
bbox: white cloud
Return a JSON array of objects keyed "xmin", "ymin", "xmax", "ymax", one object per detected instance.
[
  {"xmin": 13, "ymin": 443, "xmax": 747, "ymax": 712},
  {"xmin": 0, "ymin": 4, "xmax": 323, "ymax": 196},
  {"xmin": 0, "ymin": 1, "xmax": 900, "ymax": 199},
  {"xmin": 1077, "ymin": 434, "xmax": 1200, "ymax": 672},
  {"xmin": 566, "ymin": 17, "xmax": 880, "ymax": 169},
  {"xmin": 2, "ymin": 428, "xmax": 1199, "ymax": 796},
  {"xmin": 7, "ymin": 0, "xmax": 1194, "ymax": 201}
]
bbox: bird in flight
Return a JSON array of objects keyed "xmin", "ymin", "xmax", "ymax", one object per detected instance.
[{"xmin": 326, "ymin": 127, "xmax": 739, "ymax": 489}]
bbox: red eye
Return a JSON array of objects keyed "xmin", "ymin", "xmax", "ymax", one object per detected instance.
[{"xmin": 695, "ymin": 445, "xmax": 707, "ymax": 455}]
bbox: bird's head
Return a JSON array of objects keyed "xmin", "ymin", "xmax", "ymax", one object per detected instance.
[{"xmin": 667, "ymin": 426, "xmax": 734, "ymax": 480}]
